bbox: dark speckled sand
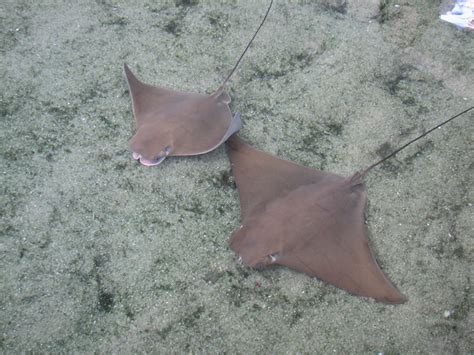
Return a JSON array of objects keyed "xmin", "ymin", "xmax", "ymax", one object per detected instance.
[{"xmin": 1, "ymin": 0, "xmax": 473, "ymax": 352}]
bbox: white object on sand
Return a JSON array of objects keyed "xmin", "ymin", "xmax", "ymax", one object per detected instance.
[{"xmin": 440, "ymin": 0, "xmax": 474, "ymax": 29}]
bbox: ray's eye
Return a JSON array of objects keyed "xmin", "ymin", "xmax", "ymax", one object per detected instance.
[
  {"xmin": 265, "ymin": 252, "xmax": 280, "ymax": 264},
  {"xmin": 255, "ymin": 252, "xmax": 280, "ymax": 270},
  {"xmin": 154, "ymin": 145, "xmax": 172, "ymax": 160}
]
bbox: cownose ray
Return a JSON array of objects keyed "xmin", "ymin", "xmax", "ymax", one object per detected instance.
[
  {"xmin": 226, "ymin": 107, "xmax": 473, "ymax": 304},
  {"xmin": 123, "ymin": 0, "xmax": 273, "ymax": 166}
]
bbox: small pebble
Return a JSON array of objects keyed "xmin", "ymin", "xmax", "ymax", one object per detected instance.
[{"xmin": 443, "ymin": 310, "xmax": 454, "ymax": 318}]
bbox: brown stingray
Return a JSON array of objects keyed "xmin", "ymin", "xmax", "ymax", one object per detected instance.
[
  {"xmin": 226, "ymin": 107, "xmax": 473, "ymax": 304},
  {"xmin": 124, "ymin": 1, "xmax": 273, "ymax": 166}
]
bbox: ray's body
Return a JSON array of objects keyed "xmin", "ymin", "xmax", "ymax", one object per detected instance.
[{"xmin": 226, "ymin": 107, "xmax": 473, "ymax": 304}]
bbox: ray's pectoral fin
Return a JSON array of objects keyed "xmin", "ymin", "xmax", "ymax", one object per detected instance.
[
  {"xmin": 123, "ymin": 63, "xmax": 171, "ymax": 124},
  {"xmin": 276, "ymin": 186, "xmax": 407, "ymax": 304},
  {"xmin": 226, "ymin": 136, "xmax": 407, "ymax": 304}
]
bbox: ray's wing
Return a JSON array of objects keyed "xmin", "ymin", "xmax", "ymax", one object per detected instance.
[
  {"xmin": 123, "ymin": 63, "xmax": 194, "ymax": 126},
  {"xmin": 275, "ymin": 175, "xmax": 407, "ymax": 304},
  {"xmin": 226, "ymin": 135, "xmax": 343, "ymax": 223}
]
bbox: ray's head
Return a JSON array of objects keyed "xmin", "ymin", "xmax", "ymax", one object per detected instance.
[
  {"xmin": 230, "ymin": 225, "xmax": 281, "ymax": 269},
  {"xmin": 129, "ymin": 127, "xmax": 173, "ymax": 166}
]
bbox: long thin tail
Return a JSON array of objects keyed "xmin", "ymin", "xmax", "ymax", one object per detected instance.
[
  {"xmin": 219, "ymin": 0, "xmax": 273, "ymax": 89},
  {"xmin": 361, "ymin": 106, "xmax": 473, "ymax": 177}
]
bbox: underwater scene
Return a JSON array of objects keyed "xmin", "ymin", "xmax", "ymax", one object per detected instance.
[{"xmin": 1, "ymin": 1, "xmax": 473, "ymax": 353}]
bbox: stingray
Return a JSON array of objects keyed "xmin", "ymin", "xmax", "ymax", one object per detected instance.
[
  {"xmin": 226, "ymin": 107, "xmax": 473, "ymax": 304},
  {"xmin": 123, "ymin": 1, "xmax": 273, "ymax": 166}
]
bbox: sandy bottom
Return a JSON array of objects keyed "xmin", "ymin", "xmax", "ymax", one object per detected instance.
[{"xmin": 1, "ymin": 0, "xmax": 473, "ymax": 352}]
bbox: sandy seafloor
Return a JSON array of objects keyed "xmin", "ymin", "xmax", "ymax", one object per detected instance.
[{"xmin": 1, "ymin": 0, "xmax": 473, "ymax": 353}]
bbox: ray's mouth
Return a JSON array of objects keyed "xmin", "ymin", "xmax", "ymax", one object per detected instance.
[{"xmin": 132, "ymin": 146, "xmax": 172, "ymax": 167}]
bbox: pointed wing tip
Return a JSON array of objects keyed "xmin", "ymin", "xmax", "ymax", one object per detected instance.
[
  {"xmin": 383, "ymin": 292, "xmax": 408, "ymax": 305},
  {"xmin": 123, "ymin": 63, "xmax": 133, "ymax": 79},
  {"xmin": 123, "ymin": 63, "xmax": 141, "ymax": 87},
  {"xmin": 123, "ymin": 62, "xmax": 131, "ymax": 76},
  {"xmin": 367, "ymin": 281, "xmax": 407, "ymax": 304}
]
